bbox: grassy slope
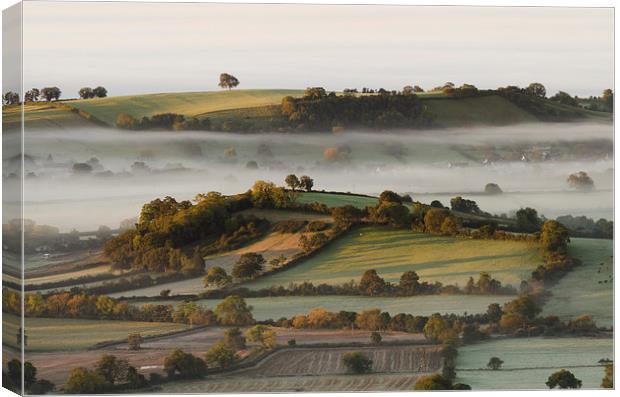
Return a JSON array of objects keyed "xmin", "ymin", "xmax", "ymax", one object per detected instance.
[
  {"xmin": 3, "ymin": 102, "xmax": 97, "ymax": 131},
  {"xmin": 66, "ymin": 89, "xmax": 304, "ymax": 125},
  {"xmin": 243, "ymin": 225, "xmax": 542, "ymax": 289},
  {"xmin": 541, "ymin": 238, "xmax": 613, "ymax": 327},
  {"xmin": 3, "ymin": 313, "xmax": 189, "ymax": 352},
  {"xmin": 455, "ymin": 337, "xmax": 612, "ymax": 390}
]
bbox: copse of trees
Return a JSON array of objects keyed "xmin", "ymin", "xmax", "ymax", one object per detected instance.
[
  {"xmin": 556, "ymin": 215, "xmax": 612, "ymax": 239},
  {"xmin": 567, "ymin": 171, "xmax": 594, "ymax": 191},
  {"xmin": 3, "ymin": 91, "xmax": 19, "ymax": 105},
  {"xmin": 116, "ymin": 112, "xmax": 211, "ymax": 131},
  {"xmin": 550, "ymin": 91, "xmax": 578, "ymax": 107},
  {"xmin": 281, "ymin": 89, "xmax": 433, "ymax": 131},
  {"xmin": 40, "ymin": 87, "xmax": 61, "ymax": 101}
]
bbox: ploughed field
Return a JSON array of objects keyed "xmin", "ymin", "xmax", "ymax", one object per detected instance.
[
  {"xmin": 135, "ymin": 294, "xmax": 516, "ymax": 321},
  {"xmin": 455, "ymin": 337, "xmax": 613, "ymax": 390},
  {"xmin": 542, "ymin": 237, "xmax": 614, "ymax": 328},
  {"xmin": 244, "ymin": 225, "xmax": 542, "ymax": 289},
  {"xmin": 159, "ymin": 344, "xmax": 440, "ymax": 393}
]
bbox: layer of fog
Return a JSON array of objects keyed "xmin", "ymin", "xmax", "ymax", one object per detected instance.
[{"xmin": 5, "ymin": 122, "xmax": 613, "ymax": 231}]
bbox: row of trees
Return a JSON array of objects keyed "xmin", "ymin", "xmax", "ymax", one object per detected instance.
[
  {"xmin": 78, "ymin": 86, "xmax": 108, "ymax": 99},
  {"xmin": 3, "ymin": 85, "xmax": 109, "ymax": 104}
]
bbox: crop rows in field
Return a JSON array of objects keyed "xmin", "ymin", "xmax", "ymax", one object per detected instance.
[
  {"xmin": 160, "ymin": 373, "xmax": 424, "ymax": 393},
  {"xmin": 238, "ymin": 345, "xmax": 440, "ymax": 377}
]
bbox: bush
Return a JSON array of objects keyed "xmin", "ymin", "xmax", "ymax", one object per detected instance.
[{"xmin": 342, "ymin": 352, "xmax": 373, "ymax": 374}]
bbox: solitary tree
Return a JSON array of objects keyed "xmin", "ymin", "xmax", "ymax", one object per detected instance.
[
  {"xmin": 204, "ymin": 266, "xmax": 232, "ymax": 287},
  {"xmin": 299, "ymin": 175, "xmax": 314, "ymax": 191},
  {"xmin": 567, "ymin": 171, "xmax": 594, "ymax": 191},
  {"xmin": 3, "ymin": 91, "xmax": 19, "ymax": 105},
  {"xmin": 214, "ymin": 295, "xmax": 254, "ymax": 325},
  {"xmin": 285, "ymin": 174, "xmax": 301, "ymax": 191},
  {"xmin": 487, "ymin": 357, "xmax": 504, "ymax": 370},
  {"xmin": 218, "ymin": 73, "xmax": 240, "ymax": 90},
  {"xmin": 245, "ymin": 325, "xmax": 277, "ymax": 349},
  {"xmin": 24, "ymin": 88, "xmax": 39, "ymax": 102},
  {"xmin": 525, "ymin": 82, "xmax": 546, "ymax": 98},
  {"xmin": 93, "ymin": 86, "xmax": 108, "ymax": 98},
  {"xmin": 546, "ymin": 369, "xmax": 582, "ymax": 389},
  {"xmin": 342, "ymin": 352, "xmax": 373, "ymax": 374},
  {"xmin": 232, "ymin": 253, "xmax": 265, "ymax": 280}
]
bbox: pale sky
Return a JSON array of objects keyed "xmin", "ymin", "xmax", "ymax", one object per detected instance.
[{"xmin": 13, "ymin": 2, "xmax": 615, "ymax": 97}]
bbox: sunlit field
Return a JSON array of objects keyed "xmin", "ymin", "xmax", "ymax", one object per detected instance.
[{"xmin": 243, "ymin": 225, "xmax": 542, "ymax": 289}]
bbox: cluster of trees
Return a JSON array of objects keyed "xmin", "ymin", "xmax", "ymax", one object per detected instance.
[
  {"xmin": 103, "ymin": 193, "xmax": 258, "ymax": 273},
  {"xmin": 2, "ymin": 359, "xmax": 54, "ymax": 395},
  {"xmin": 496, "ymin": 83, "xmax": 586, "ymax": 121},
  {"xmin": 115, "ymin": 112, "xmax": 211, "ymax": 131},
  {"xmin": 580, "ymin": 89, "xmax": 613, "ymax": 112},
  {"xmin": 556, "ymin": 214, "xmax": 613, "ymax": 239},
  {"xmin": 3, "ymin": 87, "xmax": 64, "ymax": 104},
  {"xmin": 429, "ymin": 82, "xmax": 480, "ymax": 97},
  {"xmin": 78, "ymin": 86, "xmax": 108, "ymax": 99},
  {"xmin": 281, "ymin": 87, "xmax": 433, "ymax": 130},
  {"xmin": 4, "ymin": 288, "xmax": 255, "ymax": 327},
  {"xmin": 566, "ymin": 171, "xmax": 594, "ymax": 191},
  {"xmin": 284, "ymin": 174, "xmax": 314, "ymax": 191},
  {"xmin": 530, "ymin": 220, "xmax": 574, "ymax": 283},
  {"xmin": 64, "ymin": 354, "xmax": 147, "ymax": 393}
]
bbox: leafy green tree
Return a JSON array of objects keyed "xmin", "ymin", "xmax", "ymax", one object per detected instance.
[
  {"xmin": 285, "ymin": 174, "xmax": 300, "ymax": 191},
  {"xmin": 64, "ymin": 367, "xmax": 109, "ymax": 394},
  {"xmin": 525, "ymin": 82, "xmax": 546, "ymax": 98},
  {"xmin": 40, "ymin": 87, "xmax": 61, "ymax": 101},
  {"xmin": 487, "ymin": 357, "xmax": 504, "ymax": 370},
  {"xmin": 95, "ymin": 354, "xmax": 130, "ymax": 385},
  {"xmin": 515, "ymin": 207, "xmax": 541, "ymax": 232},
  {"xmin": 342, "ymin": 352, "xmax": 373, "ymax": 374},
  {"xmin": 218, "ymin": 73, "xmax": 240, "ymax": 90},
  {"xmin": 163, "ymin": 349, "xmax": 207, "ymax": 379},
  {"xmin": 93, "ymin": 86, "xmax": 108, "ymax": 98},
  {"xmin": 214, "ymin": 295, "xmax": 254, "ymax": 325},
  {"xmin": 78, "ymin": 87, "xmax": 94, "ymax": 99},
  {"xmin": 359, "ymin": 269, "xmax": 386, "ymax": 296},
  {"xmin": 567, "ymin": 171, "xmax": 594, "ymax": 191},
  {"xmin": 245, "ymin": 325, "xmax": 277, "ymax": 349},
  {"xmin": 399, "ymin": 271, "xmax": 420, "ymax": 294},
  {"xmin": 299, "ymin": 175, "xmax": 314, "ymax": 191},
  {"xmin": 204, "ymin": 340, "xmax": 238, "ymax": 368},
  {"xmin": 24, "ymin": 88, "xmax": 39, "ymax": 102},
  {"xmin": 3, "ymin": 91, "xmax": 19, "ymax": 105},
  {"xmin": 450, "ymin": 196, "xmax": 480, "ymax": 213},
  {"xmin": 204, "ymin": 266, "xmax": 232, "ymax": 287},
  {"xmin": 232, "ymin": 253, "xmax": 265, "ymax": 280},
  {"xmin": 546, "ymin": 369, "xmax": 582, "ymax": 389}
]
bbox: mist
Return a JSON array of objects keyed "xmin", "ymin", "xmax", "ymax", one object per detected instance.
[{"xmin": 6, "ymin": 122, "xmax": 612, "ymax": 231}]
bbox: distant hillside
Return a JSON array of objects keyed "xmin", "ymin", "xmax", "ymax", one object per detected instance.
[{"xmin": 6, "ymin": 88, "xmax": 612, "ymax": 131}]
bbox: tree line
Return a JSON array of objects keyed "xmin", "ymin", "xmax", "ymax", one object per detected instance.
[{"xmin": 2, "ymin": 85, "xmax": 109, "ymax": 105}]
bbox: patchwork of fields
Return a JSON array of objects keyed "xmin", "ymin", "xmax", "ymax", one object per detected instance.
[
  {"xmin": 244, "ymin": 225, "xmax": 542, "ymax": 289},
  {"xmin": 455, "ymin": 337, "xmax": 613, "ymax": 390}
]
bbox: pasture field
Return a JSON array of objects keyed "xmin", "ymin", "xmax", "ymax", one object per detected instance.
[
  {"xmin": 296, "ymin": 192, "xmax": 379, "ymax": 208},
  {"xmin": 159, "ymin": 344, "xmax": 439, "ymax": 393},
  {"xmin": 542, "ymin": 238, "xmax": 613, "ymax": 328},
  {"xmin": 244, "ymin": 225, "xmax": 542, "ymax": 289},
  {"xmin": 3, "ymin": 103, "xmax": 95, "ymax": 131},
  {"xmin": 3, "ymin": 313, "xmax": 189, "ymax": 352},
  {"xmin": 455, "ymin": 337, "xmax": 613, "ymax": 390},
  {"xmin": 141, "ymin": 294, "xmax": 515, "ymax": 321},
  {"xmin": 66, "ymin": 89, "xmax": 304, "ymax": 125}
]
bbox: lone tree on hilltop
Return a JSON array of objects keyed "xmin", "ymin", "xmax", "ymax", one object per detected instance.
[{"xmin": 219, "ymin": 73, "xmax": 240, "ymax": 90}]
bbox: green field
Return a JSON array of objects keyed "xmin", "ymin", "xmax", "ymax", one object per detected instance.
[
  {"xmin": 138, "ymin": 294, "xmax": 515, "ymax": 321},
  {"xmin": 296, "ymin": 192, "xmax": 379, "ymax": 208},
  {"xmin": 3, "ymin": 102, "xmax": 96, "ymax": 130},
  {"xmin": 2, "ymin": 313, "xmax": 189, "ymax": 352},
  {"xmin": 455, "ymin": 337, "xmax": 613, "ymax": 389},
  {"xmin": 66, "ymin": 89, "xmax": 304, "ymax": 125},
  {"xmin": 243, "ymin": 226, "xmax": 542, "ymax": 289},
  {"xmin": 542, "ymin": 238, "xmax": 613, "ymax": 328}
]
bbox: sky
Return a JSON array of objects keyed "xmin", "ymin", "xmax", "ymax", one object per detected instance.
[{"xmin": 12, "ymin": 2, "xmax": 615, "ymax": 97}]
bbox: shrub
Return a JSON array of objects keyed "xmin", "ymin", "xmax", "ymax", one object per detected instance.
[{"xmin": 342, "ymin": 352, "xmax": 373, "ymax": 374}]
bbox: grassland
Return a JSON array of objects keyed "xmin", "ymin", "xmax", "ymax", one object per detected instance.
[
  {"xmin": 3, "ymin": 313, "xmax": 189, "ymax": 352},
  {"xmin": 140, "ymin": 294, "xmax": 516, "ymax": 321},
  {"xmin": 66, "ymin": 89, "xmax": 304, "ymax": 125},
  {"xmin": 296, "ymin": 192, "xmax": 378, "ymax": 208},
  {"xmin": 243, "ymin": 225, "xmax": 542, "ymax": 289},
  {"xmin": 542, "ymin": 238, "xmax": 613, "ymax": 328},
  {"xmin": 455, "ymin": 337, "xmax": 613, "ymax": 389},
  {"xmin": 3, "ymin": 102, "xmax": 97, "ymax": 131}
]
